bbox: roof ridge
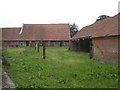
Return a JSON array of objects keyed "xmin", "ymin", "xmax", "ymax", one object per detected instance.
[
  {"xmin": 2, "ymin": 27, "xmax": 21, "ymax": 29},
  {"xmin": 23, "ymin": 23, "xmax": 69, "ymax": 25}
]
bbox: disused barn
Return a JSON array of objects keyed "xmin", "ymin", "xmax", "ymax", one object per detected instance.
[
  {"xmin": 2, "ymin": 27, "xmax": 21, "ymax": 47},
  {"xmin": 70, "ymin": 14, "xmax": 119, "ymax": 63},
  {"xmin": 2, "ymin": 24, "xmax": 70, "ymax": 47}
]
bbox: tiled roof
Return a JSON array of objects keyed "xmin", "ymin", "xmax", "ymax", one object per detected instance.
[
  {"xmin": 2, "ymin": 24, "xmax": 70, "ymax": 41},
  {"xmin": 72, "ymin": 13, "xmax": 119, "ymax": 40},
  {"xmin": 2, "ymin": 27, "xmax": 21, "ymax": 41}
]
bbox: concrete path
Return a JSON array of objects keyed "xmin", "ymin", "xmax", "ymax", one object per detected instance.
[
  {"xmin": 0, "ymin": 64, "xmax": 2, "ymax": 90},
  {"xmin": 0, "ymin": 48, "xmax": 2, "ymax": 89},
  {"xmin": 0, "ymin": 49, "xmax": 16, "ymax": 89},
  {"xmin": 2, "ymin": 70, "xmax": 16, "ymax": 89}
]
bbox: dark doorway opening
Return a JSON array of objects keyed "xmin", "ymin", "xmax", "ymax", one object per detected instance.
[
  {"xmin": 26, "ymin": 41, "xmax": 29, "ymax": 46},
  {"xmin": 80, "ymin": 38, "xmax": 93, "ymax": 58},
  {"xmin": 60, "ymin": 42, "xmax": 63, "ymax": 47},
  {"xmin": 80, "ymin": 38, "xmax": 91, "ymax": 52},
  {"xmin": 21, "ymin": 43, "xmax": 23, "ymax": 46}
]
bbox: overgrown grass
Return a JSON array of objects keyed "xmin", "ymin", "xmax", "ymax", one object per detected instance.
[{"xmin": 3, "ymin": 47, "xmax": 118, "ymax": 88}]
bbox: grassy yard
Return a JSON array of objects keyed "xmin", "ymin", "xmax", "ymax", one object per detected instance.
[{"xmin": 3, "ymin": 47, "xmax": 118, "ymax": 88}]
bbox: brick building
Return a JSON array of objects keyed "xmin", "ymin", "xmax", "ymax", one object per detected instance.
[
  {"xmin": 70, "ymin": 14, "xmax": 119, "ymax": 63},
  {"xmin": 2, "ymin": 24, "xmax": 70, "ymax": 47},
  {"xmin": 2, "ymin": 27, "xmax": 21, "ymax": 47}
]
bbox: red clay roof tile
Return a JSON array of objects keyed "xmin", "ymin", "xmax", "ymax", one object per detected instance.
[
  {"xmin": 72, "ymin": 13, "xmax": 119, "ymax": 40},
  {"xmin": 2, "ymin": 24, "xmax": 70, "ymax": 41},
  {"xmin": 2, "ymin": 27, "xmax": 21, "ymax": 41}
]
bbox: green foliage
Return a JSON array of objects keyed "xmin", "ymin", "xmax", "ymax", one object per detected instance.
[
  {"xmin": 2, "ymin": 48, "xmax": 10, "ymax": 66},
  {"xmin": 69, "ymin": 23, "xmax": 78, "ymax": 37},
  {"xmin": 96, "ymin": 15, "xmax": 110, "ymax": 21},
  {"xmin": 3, "ymin": 47, "xmax": 118, "ymax": 88}
]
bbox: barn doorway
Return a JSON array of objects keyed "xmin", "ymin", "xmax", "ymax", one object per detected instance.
[
  {"xmin": 80, "ymin": 38, "xmax": 93, "ymax": 58},
  {"xmin": 80, "ymin": 38, "xmax": 90, "ymax": 52},
  {"xmin": 26, "ymin": 41, "xmax": 29, "ymax": 46}
]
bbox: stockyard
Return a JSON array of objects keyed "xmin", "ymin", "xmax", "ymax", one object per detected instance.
[{"xmin": 2, "ymin": 13, "xmax": 119, "ymax": 88}]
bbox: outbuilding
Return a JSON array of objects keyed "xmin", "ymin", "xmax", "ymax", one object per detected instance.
[
  {"xmin": 2, "ymin": 24, "xmax": 70, "ymax": 47},
  {"xmin": 70, "ymin": 14, "xmax": 119, "ymax": 63}
]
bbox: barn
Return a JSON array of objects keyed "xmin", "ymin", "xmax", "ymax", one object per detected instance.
[
  {"xmin": 70, "ymin": 14, "xmax": 119, "ymax": 63},
  {"xmin": 2, "ymin": 24, "xmax": 70, "ymax": 47},
  {"xmin": 2, "ymin": 27, "xmax": 21, "ymax": 47}
]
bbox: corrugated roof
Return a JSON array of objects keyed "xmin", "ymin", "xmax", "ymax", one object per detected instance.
[
  {"xmin": 72, "ymin": 13, "xmax": 119, "ymax": 40},
  {"xmin": 2, "ymin": 24, "xmax": 70, "ymax": 41}
]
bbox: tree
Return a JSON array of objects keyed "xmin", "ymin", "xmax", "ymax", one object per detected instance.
[
  {"xmin": 96, "ymin": 15, "xmax": 110, "ymax": 21},
  {"xmin": 69, "ymin": 23, "xmax": 78, "ymax": 37}
]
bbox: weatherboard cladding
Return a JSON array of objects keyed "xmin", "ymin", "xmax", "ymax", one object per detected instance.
[{"xmin": 2, "ymin": 24, "xmax": 70, "ymax": 41}]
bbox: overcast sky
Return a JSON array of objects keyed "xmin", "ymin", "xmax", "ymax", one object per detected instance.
[{"xmin": 0, "ymin": 0, "xmax": 119, "ymax": 30}]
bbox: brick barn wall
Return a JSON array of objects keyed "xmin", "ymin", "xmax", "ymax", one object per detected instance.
[
  {"xmin": 2, "ymin": 41, "xmax": 19, "ymax": 47},
  {"xmin": 92, "ymin": 36, "xmax": 119, "ymax": 62},
  {"xmin": 71, "ymin": 41, "xmax": 76, "ymax": 51},
  {"xmin": 2, "ymin": 41, "xmax": 69, "ymax": 47},
  {"xmin": 31, "ymin": 41, "xmax": 69, "ymax": 47},
  {"xmin": 70, "ymin": 40, "xmax": 80, "ymax": 51},
  {"xmin": 45, "ymin": 41, "xmax": 69, "ymax": 47}
]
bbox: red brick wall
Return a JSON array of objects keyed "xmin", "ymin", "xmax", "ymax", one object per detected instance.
[
  {"xmin": 2, "ymin": 41, "xmax": 69, "ymax": 47},
  {"xmin": 70, "ymin": 39, "xmax": 90, "ymax": 52},
  {"xmin": 70, "ymin": 40, "xmax": 80, "ymax": 51},
  {"xmin": 45, "ymin": 41, "xmax": 69, "ymax": 47},
  {"xmin": 92, "ymin": 36, "xmax": 119, "ymax": 62},
  {"xmin": 2, "ymin": 41, "xmax": 19, "ymax": 47}
]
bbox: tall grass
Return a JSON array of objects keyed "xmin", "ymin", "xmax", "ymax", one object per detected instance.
[{"xmin": 3, "ymin": 47, "xmax": 118, "ymax": 88}]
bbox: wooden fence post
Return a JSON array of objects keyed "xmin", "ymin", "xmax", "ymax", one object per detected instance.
[
  {"xmin": 35, "ymin": 42, "xmax": 39, "ymax": 53},
  {"xmin": 89, "ymin": 37, "xmax": 93, "ymax": 59},
  {"xmin": 35, "ymin": 43, "xmax": 37, "ymax": 51},
  {"xmin": 43, "ymin": 42, "xmax": 46, "ymax": 59},
  {"xmin": 37, "ymin": 43, "xmax": 39, "ymax": 53}
]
